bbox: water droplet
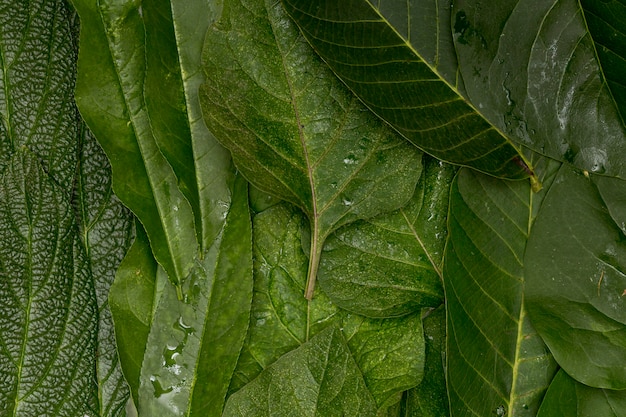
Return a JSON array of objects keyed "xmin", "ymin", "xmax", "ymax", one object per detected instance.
[
  {"xmin": 163, "ymin": 344, "xmax": 180, "ymax": 367},
  {"xmin": 343, "ymin": 155, "xmax": 358, "ymax": 165},
  {"xmin": 496, "ymin": 405, "xmax": 506, "ymax": 416},
  {"xmin": 330, "ymin": 182, "xmax": 337, "ymax": 189},
  {"xmin": 173, "ymin": 205, "xmax": 179, "ymax": 212},
  {"xmin": 150, "ymin": 375, "xmax": 173, "ymax": 398},
  {"xmin": 342, "ymin": 198, "xmax": 353, "ymax": 207},
  {"xmin": 522, "ymin": 404, "xmax": 529, "ymax": 410}
]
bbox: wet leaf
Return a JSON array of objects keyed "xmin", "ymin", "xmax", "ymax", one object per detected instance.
[
  {"xmin": 281, "ymin": 0, "xmax": 534, "ymax": 180},
  {"xmin": 525, "ymin": 165, "xmax": 626, "ymax": 389},
  {"xmin": 318, "ymin": 157, "xmax": 454, "ymax": 317},
  {"xmin": 223, "ymin": 326, "xmax": 378, "ymax": 417},
  {"xmin": 200, "ymin": 0, "xmax": 423, "ymax": 299}
]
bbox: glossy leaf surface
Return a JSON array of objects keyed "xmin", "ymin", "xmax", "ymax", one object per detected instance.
[
  {"xmin": 319, "ymin": 157, "xmax": 454, "ymax": 317},
  {"xmin": 232, "ymin": 203, "xmax": 425, "ymax": 409},
  {"xmin": 537, "ymin": 369, "xmax": 626, "ymax": 417},
  {"xmin": 200, "ymin": 0, "xmax": 423, "ymax": 298},
  {"xmin": 526, "ymin": 165, "xmax": 626, "ymax": 389},
  {"xmin": 281, "ymin": 0, "xmax": 533, "ymax": 179},
  {"xmin": 444, "ymin": 164, "xmax": 558, "ymax": 417},
  {"xmin": 0, "ymin": 151, "xmax": 98, "ymax": 416},
  {"xmin": 223, "ymin": 326, "xmax": 378, "ymax": 417},
  {"xmin": 71, "ymin": 0, "xmax": 198, "ymax": 293},
  {"xmin": 453, "ymin": 0, "xmax": 626, "ymax": 177}
]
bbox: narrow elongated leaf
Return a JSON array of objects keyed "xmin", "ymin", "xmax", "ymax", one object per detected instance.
[
  {"xmin": 223, "ymin": 326, "xmax": 378, "ymax": 417},
  {"xmin": 0, "ymin": 150, "xmax": 98, "ymax": 416},
  {"xmin": 143, "ymin": 0, "xmax": 235, "ymax": 251},
  {"xmin": 0, "ymin": 0, "xmax": 79, "ymax": 187},
  {"xmin": 537, "ymin": 369, "xmax": 626, "ymax": 417},
  {"xmin": 74, "ymin": 126, "xmax": 134, "ymax": 416},
  {"xmin": 71, "ymin": 0, "xmax": 198, "ymax": 293},
  {"xmin": 137, "ymin": 175, "xmax": 252, "ymax": 416},
  {"xmin": 200, "ymin": 0, "xmax": 423, "ymax": 298},
  {"xmin": 109, "ymin": 222, "xmax": 158, "ymax": 406},
  {"xmin": 319, "ymin": 157, "xmax": 454, "ymax": 317},
  {"xmin": 444, "ymin": 164, "xmax": 558, "ymax": 417},
  {"xmin": 233, "ymin": 203, "xmax": 425, "ymax": 408},
  {"xmin": 525, "ymin": 165, "xmax": 626, "ymax": 389},
  {"xmin": 453, "ymin": 0, "xmax": 626, "ymax": 177},
  {"xmin": 281, "ymin": 0, "xmax": 534, "ymax": 180}
]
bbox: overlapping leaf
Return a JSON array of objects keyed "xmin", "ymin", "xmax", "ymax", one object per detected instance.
[
  {"xmin": 444, "ymin": 163, "xmax": 559, "ymax": 417},
  {"xmin": 200, "ymin": 0, "xmax": 423, "ymax": 298},
  {"xmin": 453, "ymin": 0, "xmax": 626, "ymax": 177},
  {"xmin": 281, "ymin": 0, "xmax": 534, "ymax": 180},
  {"xmin": 318, "ymin": 157, "xmax": 454, "ymax": 317},
  {"xmin": 525, "ymin": 165, "xmax": 626, "ymax": 389},
  {"xmin": 0, "ymin": 150, "xmax": 98, "ymax": 417}
]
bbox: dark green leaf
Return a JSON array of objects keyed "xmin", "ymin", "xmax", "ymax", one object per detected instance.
[
  {"xmin": 200, "ymin": 0, "xmax": 423, "ymax": 299},
  {"xmin": 223, "ymin": 326, "xmax": 378, "ymax": 417},
  {"xmin": 0, "ymin": 150, "xmax": 98, "ymax": 416},
  {"xmin": 282, "ymin": 0, "xmax": 534, "ymax": 180},
  {"xmin": 74, "ymin": 125, "xmax": 134, "ymax": 416},
  {"xmin": 453, "ymin": 0, "xmax": 626, "ymax": 177},
  {"xmin": 525, "ymin": 165, "xmax": 626, "ymax": 389},
  {"xmin": 136, "ymin": 175, "xmax": 252, "ymax": 416},
  {"xmin": 445, "ymin": 165, "xmax": 558, "ymax": 417},
  {"xmin": 537, "ymin": 369, "xmax": 626, "ymax": 417},
  {"xmin": 71, "ymin": 0, "xmax": 198, "ymax": 294},
  {"xmin": 319, "ymin": 157, "xmax": 454, "ymax": 317}
]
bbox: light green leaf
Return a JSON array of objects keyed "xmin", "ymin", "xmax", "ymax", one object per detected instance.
[
  {"xmin": 109, "ymin": 222, "xmax": 158, "ymax": 407},
  {"xmin": 74, "ymin": 126, "xmax": 134, "ymax": 416},
  {"xmin": 0, "ymin": 0, "xmax": 79, "ymax": 188},
  {"xmin": 200, "ymin": 0, "xmax": 423, "ymax": 299},
  {"xmin": 223, "ymin": 326, "xmax": 378, "ymax": 417},
  {"xmin": 233, "ymin": 203, "xmax": 425, "ymax": 408},
  {"xmin": 537, "ymin": 369, "xmax": 626, "ymax": 417},
  {"xmin": 0, "ymin": 150, "xmax": 98, "ymax": 416},
  {"xmin": 137, "ymin": 175, "xmax": 252, "ymax": 416},
  {"xmin": 71, "ymin": 0, "xmax": 198, "ymax": 294},
  {"xmin": 444, "ymin": 163, "xmax": 559, "ymax": 417},
  {"xmin": 525, "ymin": 165, "xmax": 626, "ymax": 389},
  {"xmin": 452, "ymin": 0, "xmax": 626, "ymax": 177},
  {"xmin": 318, "ymin": 157, "xmax": 454, "ymax": 317},
  {"xmin": 281, "ymin": 0, "xmax": 535, "ymax": 180}
]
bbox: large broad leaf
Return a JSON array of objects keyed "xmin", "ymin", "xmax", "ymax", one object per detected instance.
[
  {"xmin": 525, "ymin": 165, "xmax": 626, "ymax": 389},
  {"xmin": 444, "ymin": 162, "xmax": 559, "ymax": 417},
  {"xmin": 452, "ymin": 0, "xmax": 626, "ymax": 178},
  {"xmin": 74, "ymin": 125, "xmax": 134, "ymax": 416},
  {"xmin": 200, "ymin": 0, "xmax": 423, "ymax": 299},
  {"xmin": 231, "ymin": 203, "xmax": 425, "ymax": 409},
  {"xmin": 136, "ymin": 174, "xmax": 252, "ymax": 416},
  {"xmin": 223, "ymin": 326, "xmax": 378, "ymax": 417},
  {"xmin": 318, "ymin": 157, "xmax": 455, "ymax": 317},
  {"xmin": 537, "ymin": 370, "xmax": 626, "ymax": 417},
  {"xmin": 0, "ymin": 150, "xmax": 98, "ymax": 416},
  {"xmin": 281, "ymin": 0, "xmax": 536, "ymax": 180},
  {"xmin": 71, "ymin": 0, "xmax": 199, "ymax": 295}
]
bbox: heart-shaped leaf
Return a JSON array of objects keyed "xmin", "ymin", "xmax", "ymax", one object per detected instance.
[{"xmin": 200, "ymin": 0, "xmax": 423, "ymax": 299}]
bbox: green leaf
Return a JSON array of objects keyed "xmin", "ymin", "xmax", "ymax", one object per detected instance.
[
  {"xmin": 537, "ymin": 369, "xmax": 626, "ymax": 417},
  {"xmin": 136, "ymin": 175, "xmax": 252, "ymax": 416},
  {"xmin": 452, "ymin": 0, "xmax": 626, "ymax": 177},
  {"xmin": 525, "ymin": 165, "xmax": 626, "ymax": 389},
  {"xmin": 109, "ymin": 222, "xmax": 158, "ymax": 407},
  {"xmin": 200, "ymin": 0, "xmax": 423, "ymax": 299},
  {"xmin": 0, "ymin": 150, "xmax": 98, "ymax": 416},
  {"xmin": 318, "ymin": 157, "xmax": 455, "ymax": 317},
  {"xmin": 223, "ymin": 326, "xmax": 378, "ymax": 417},
  {"xmin": 444, "ymin": 164, "xmax": 558, "ymax": 417},
  {"xmin": 74, "ymin": 125, "xmax": 134, "ymax": 416},
  {"xmin": 0, "ymin": 0, "xmax": 79, "ymax": 188},
  {"xmin": 143, "ymin": 0, "xmax": 235, "ymax": 251},
  {"xmin": 233, "ymin": 203, "xmax": 425, "ymax": 408},
  {"xmin": 281, "ymin": 0, "xmax": 534, "ymax": 180},
  {"xmin": 71, "ymin": 0, "xmax": 199, "ymax": 294}
]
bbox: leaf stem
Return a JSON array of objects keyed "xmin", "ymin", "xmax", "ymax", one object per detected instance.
[{"xmin": 304, "ymin": 220, "xmax": 322, "ymax": 300}]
